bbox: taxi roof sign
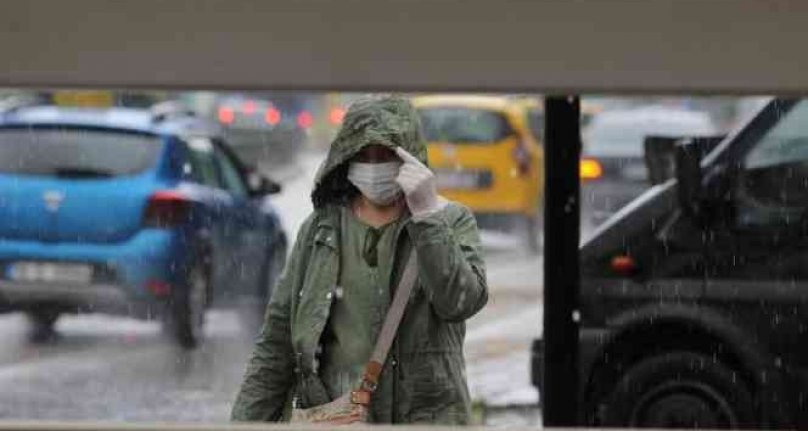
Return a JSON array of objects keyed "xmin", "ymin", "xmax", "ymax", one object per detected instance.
[{"xmin": 52, "ymin": 91, "xmax": 115, "ymax": 107}]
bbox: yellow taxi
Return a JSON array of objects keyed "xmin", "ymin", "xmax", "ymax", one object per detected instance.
[{"xmin": 412, "ymin": 94, "xmax": 544, "ymax": 250}]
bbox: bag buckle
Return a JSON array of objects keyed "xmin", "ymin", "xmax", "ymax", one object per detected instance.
[
  {"xmin": 359, "ymin": 377, "xmax": 377, "ymax": 392},
  {"xmin": 350, "ymin": 389, "xmax": 371, "ymax": 406},
  {"xmin": 360, "ymin": 361, "xmax": 382, "ymax": 393}
]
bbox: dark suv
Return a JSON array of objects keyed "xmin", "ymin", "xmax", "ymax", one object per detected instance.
[{"xmin": 534, "ymin": 98, "xmax": 808, "ymax": 428}]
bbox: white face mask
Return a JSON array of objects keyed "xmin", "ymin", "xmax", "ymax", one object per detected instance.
[{"xmin": 347, "ymin": 161, "xmax": 402, "ymax": 205}]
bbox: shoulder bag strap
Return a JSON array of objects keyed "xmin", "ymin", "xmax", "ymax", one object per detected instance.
[{"xmin": 351, "ymin": 251, "xmax": 418, "ymax": 405}]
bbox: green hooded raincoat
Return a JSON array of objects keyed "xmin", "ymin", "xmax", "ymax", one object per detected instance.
[{"xmin": 231, "ymin": 95, "xmax": 488, "ymax": 424}]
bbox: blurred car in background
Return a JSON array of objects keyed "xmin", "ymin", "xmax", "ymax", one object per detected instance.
[
  {"xmin": 413, "ymin": 94, "xmax": 544, "ymax": 251},
  {"xmin": 0, "ymin": 103, "xmax": 287, "ymax": 347},
  {"xmin": 214, "ymin": 93, "xmax": 312, "ymax": 168},
  {"xmin": 581, "ymin": 106, "xmax": 717, "ymax": 228},
  {"xmin": 514, "ymin": 97, "xmax": 603, "ymax": 143}
]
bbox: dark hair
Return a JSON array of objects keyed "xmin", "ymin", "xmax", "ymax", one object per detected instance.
[{"xmin": 311, "ymin": 162, "xmax": 360, "ymax": 209}]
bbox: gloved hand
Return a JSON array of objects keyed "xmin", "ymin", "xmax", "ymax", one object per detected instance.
[{"xmin": 395, "ymin": 147, "xmax": 448, "ymax": 220}]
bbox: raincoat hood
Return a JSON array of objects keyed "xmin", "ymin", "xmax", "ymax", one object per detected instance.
[{"xmin": 312, "ymin": 95, "xmax": 428, "ymax": 208}]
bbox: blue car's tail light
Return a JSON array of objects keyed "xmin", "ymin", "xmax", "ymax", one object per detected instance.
[
  {"xmin": 146, "ymin": 279, "xmax": 171, "ymax": 297},
  {"xmin": 143, "ymin": 191, "xmax": 191, "ymax": 228}
]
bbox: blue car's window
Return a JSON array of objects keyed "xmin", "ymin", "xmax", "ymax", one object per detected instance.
[
  {"xmin": 0, "ymin": 129, "xmax": 161, "ymax": 178},
  {"xmin": 215, "ymin": 146, "xmax": 248, "ymax": 198},
  {"xmin": 186, "ymin": 137, "xmax": 222, "ymax": 188}
]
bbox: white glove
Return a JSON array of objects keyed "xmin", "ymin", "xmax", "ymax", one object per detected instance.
[{"xmin": 395, "ymin": 147, "xmax": 448, "ymax": 220}]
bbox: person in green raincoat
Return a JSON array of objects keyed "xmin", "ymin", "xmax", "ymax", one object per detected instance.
[{"xmin": 231, "ymin": 95, "xmax": 488, "ymax": 424}]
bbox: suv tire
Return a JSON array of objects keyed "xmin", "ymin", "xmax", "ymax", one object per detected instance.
[{"xmin": 599, "ymin": 351, "xmax": 756, "ymax": 429}]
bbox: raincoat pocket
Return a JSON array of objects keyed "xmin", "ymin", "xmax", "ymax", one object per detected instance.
[{"xmin": 408, "ymin": 358, "xmax": 457, "ymax": 417}]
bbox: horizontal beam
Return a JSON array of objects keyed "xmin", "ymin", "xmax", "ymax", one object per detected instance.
[
  {"xmin": 0, "ymin": 421, "xmax": 687, "ymax": 431},
  {"xmin": 2, "ymin": 0, "xmax": 808, "ymax": 94}
]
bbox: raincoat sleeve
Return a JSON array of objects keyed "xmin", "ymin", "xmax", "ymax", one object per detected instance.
[
  {"xmin": 406, "ymin": 202, "xmax": 488, "ymax": 321},
  {"xmin": 231, "ymin": 215, "xmax": 315, "ymax": 422}
]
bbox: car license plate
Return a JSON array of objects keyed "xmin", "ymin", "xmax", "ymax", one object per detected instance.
[
  {"xmin": 7, "ymin": 262, "xmax": 93, "ymax": 284},
  {"xmin": 435, "ymin": 169, "xmax": 488, "ymax": 190}
]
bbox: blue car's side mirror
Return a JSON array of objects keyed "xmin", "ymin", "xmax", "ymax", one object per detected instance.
[{"xmin": 247, "ymin": 170, "xmax": 282, "ymax": 196}]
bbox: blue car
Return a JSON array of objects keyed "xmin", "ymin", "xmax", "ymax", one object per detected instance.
[{"xmin": 0, "ymin": 104, "xmax": 287, "ymax": 347}]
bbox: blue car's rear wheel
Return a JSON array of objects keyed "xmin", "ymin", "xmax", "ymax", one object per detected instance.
[
  {"xmin": 27, "ymin": 309, "xmax": 60, "ymax": 343},
  {"xmin": 164, "ymin": 255, "xmax": 210, "ymax": 349}
]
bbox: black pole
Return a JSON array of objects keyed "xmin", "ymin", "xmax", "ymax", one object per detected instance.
[{"xmin": 542, "ymin": 96, "xmax": 581, "ymax": 426}]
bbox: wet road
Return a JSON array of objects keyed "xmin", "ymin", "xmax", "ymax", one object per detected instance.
[
  {"xmin": 0, "ymin": 311, "xmax": 250, "ymax": 422},
  {"xmin": 0, "ymin": 151, "xmax": 544, "ymax": 424}
]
